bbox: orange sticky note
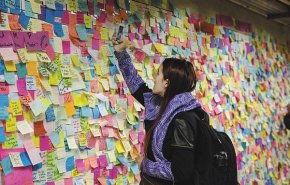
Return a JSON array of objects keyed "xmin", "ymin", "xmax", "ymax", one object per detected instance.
[
  {"xmin": 97, "ymin": 176, "xmax": 108, "ymax": 185},
  {"xmin": 8, "ymin": 14, "xmax": 22, "ymax": 30},
  {"xmin": 120, "ymin": 9, "xmax": 128, "ymax": 20},
  {"xmin": 27, "ymin": 61, "xmax": 37, "ymax": 76},
  {"xmin": 42, "ymin": 23, "xmax": 54, "ymax": 38},
  {"xmin": 64, "ymin": 101, "xmax": 76, "ymax": 117},
  {"xmin": 34, "ymin": 121, "xmax": 47, "ymax": 136}
]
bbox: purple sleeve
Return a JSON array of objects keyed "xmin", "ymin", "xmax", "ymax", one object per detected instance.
[
  {"xmin": 114, "ymin": 50, "xmax": 145, "ymax": 94},
  {"xmin": 141, "ymin": 157, "xmax": 174, "ymax": 181}
]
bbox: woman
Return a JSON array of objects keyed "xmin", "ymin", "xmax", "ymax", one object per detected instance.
[{"xmin": 112, "ymin": 34, "xmax": 207, "ymax": 185}]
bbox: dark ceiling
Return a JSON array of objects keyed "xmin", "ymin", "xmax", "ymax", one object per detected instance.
[{"xmin": 228, "ymin": 0, "xmax": 290, "ymax": 27}]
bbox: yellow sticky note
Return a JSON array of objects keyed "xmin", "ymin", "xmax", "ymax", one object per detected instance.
[
  {"xmin": 79, "ymin": 133, "xmax": 88, "ymax": 147},
  {"xmin": 84, "ymin": 15, "xmax": 92, "ymax": 29},
  {"xmin": 100, "ymin": 27, "xmax": 108, "ymax": 40},
  {"xmin": 5, "ymin": 116, "xmax": 17, "ymax": 132},
  {"xmin": 68, "ymin": 0, "xmax": 77, "ymax": 11},
  {"xmin": 4, "ymin": 60, "xmax": 16, "ymax": 71},
  {"xmin": 56, "ymin": 131, "xmax": 65, "ymax": 148},
  {"xmin": 71, "ymin": 55, "xmax": 81, "ymax": 66},
  {"xmin": 115, "ymin": 141, "xmax": 125, "ymax": 153},
  {"xmin": 24, "ymin": 109, "xmax": 34, "ymax": 123},
  {"xmin": 49, "ymin": 72, "xmax": 59, "ymax": 86},
  {"xmin": 11, "ymin": 100, "xmax": 22, "ymax": 116},
  {"xmin": 64, "ymin": 101, "xmax": 76, "ymax": 117},
  {"xmin": 155, "ymin": 43, "xmax": 163, "ymax": 53},
  {"xmin": 32, "ymin": 133, "xmax": 40, "ymax": 148}
]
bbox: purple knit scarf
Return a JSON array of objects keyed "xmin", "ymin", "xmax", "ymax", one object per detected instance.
[{"xmin": 141, "ymin": 92, "xmax": 201, "ymax": 181}]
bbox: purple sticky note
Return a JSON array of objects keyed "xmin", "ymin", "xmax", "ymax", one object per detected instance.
[
  {"xmin": 40, "ymin": 136, "xmax": 50, "ymax": 151},
  {"xmin": 17, "ymin": 78, "xmax": 28, "ymax": 95},
  {"xmin": 0, "ymin": 31, "xmax": 14, "ymax": 49},
  {"xmin": 75, "ymin": 159, "xmax": 85, "ymax": 172},
  {"xmin": 10, "ymin": 32, "xmax": 25, "ymax": 51},
  {"xmin": 38, "ymin": 5, "xmax": 46, "ymax": 21},
  {"xmin": 210, "ymin": 36, "xmax": 215, "ymax": 48},
  {"xmin": 98, "ymin": 155, "xmax": 108, "ymax": 168},
  {"xmin": 62, "ymin": 41, "xmax": 71, "ymax": 54},
  {"xmin": 24, "ymin": 31, "xmax": 49, "ymax": 51},
  {"xmin": 36, "ymin": 31, "xmax": 50, "ymax": 49}
]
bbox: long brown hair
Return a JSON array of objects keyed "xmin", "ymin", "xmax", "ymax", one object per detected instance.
[{"xmin": 143, "ymin": 58, "xmax": 197, "ymax": 155}]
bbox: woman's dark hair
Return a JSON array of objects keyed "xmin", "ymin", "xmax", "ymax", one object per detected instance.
[
  {"xmin": 143, "ymin": 58, "xmax": 197, "ymax": 155},
  {"xmin": 284, "ymin": 113, "xmax": 290, "ymax": 130}
]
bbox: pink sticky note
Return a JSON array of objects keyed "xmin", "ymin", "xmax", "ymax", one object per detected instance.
[
  {"xmin": 75, "ymin": 159, "xmax": 85, "ymax": 172},
  {"xmin": 28, "ymin": 90, "xmax": 35, "ymax": 100},
  {"xmin": 100, "ymin": 127, "xmax": 109, "ymax": 137},
  {"xmin": 129, "ymin": 129, "xmax": 137, "ymax": 141},
  {"xmin": 134, "ymin": 50, "xmax": 146, "ymax": 62},
  {"xmin": 64, "ymin": 177, "xmax": 73, "ymax": 185},
  {"xmin": 138, "ymin": 131, "xmax": 145, "ymax": 143},
  {"xmin": 127, "ymin": 95, "xmax": 134, "ymax": 105},
  {"xmin": 122, "ymin": 165, "xmax": 127, "ymax": 175},
  {"xmin": 93, "ymin": 29, "xmax": 101, "ymax": 39},
  {"xmin": 128, "ymin": 33, "xmax": 136, "ymax": 41},
  {"xmin": 88, "ymin": 155, "xmax": 98, "ymax": 168},
  {"xmin": 76, "ymin": 12, "xmax": 84, "ymax": 24},
  {"xmin": 40, "ymin": 136, "xmax": 50, "ymax": 151},
  {"xmin": 98, "ymin": 138, "xmax": 106, "ymax": 151},
  {"xmin": 45, "ymin": 45, "xmax": 56, "ymax": 60},
  {"xmin": 23, "ymin": 137, "xmax": 37, "ymax": 151},
  {"xmin": 92, "ymin": 38, "xmax": 99, "ymax": 50},
  {"xmin": 99, "ymin": 10, "xmax": 106, "ymax": 23},
  {"xmin": 109, "ymin": 166, "xmax": 117, "ymax": 179},
  {"xmin": 27, "ymin": 148, "xmax": 42, "ymax": 165},
  {"xmin": 16, "ymin": 111, "xmax": 24, "ymax": 121},
  {"xmin": 62, "ymin": 41, "xmax": 71, "ymax": 54},
  {"xmin": 139, "ymin": 26, "xmax": 145, "ymax": 35},
  {"xmin": 98, "ymin": 154, "xmax": 108, "ymax": 168},
  {"xmin": 47, "ymin": 182, "xmax": 55, "ymax": 185},
  {"xmin": 17, "ymin": 78, "xmax": 28, "ymax": 95},
  {"xmin": 61, "ymin": 10, "xmax": 70, "ymax": 24},
  {"xmin": 88, "ymin": 136, "xmax": 97, "ymax": 148}
]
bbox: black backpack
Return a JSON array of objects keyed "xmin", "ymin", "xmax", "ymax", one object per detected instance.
[{"xmin": 178, "ymin": 109, "xmax": 238, "ymax": 185}]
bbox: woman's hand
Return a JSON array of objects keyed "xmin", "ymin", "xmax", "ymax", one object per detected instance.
[{"xmin": 112, "ymin": 33, "xmax": 127, "ymax": 53}]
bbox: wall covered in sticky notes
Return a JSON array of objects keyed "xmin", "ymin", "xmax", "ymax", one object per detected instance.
[{"xmin": 0, "ymin": 0, "xmax": 289, "ymax": 185}]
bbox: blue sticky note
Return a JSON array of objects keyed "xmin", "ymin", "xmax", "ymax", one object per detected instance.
[
  {"xmin": 49, "ymin": 131, "xmax": 61, "ymax": 147},
  {"xmin": 32, "ymin": 161, "xmax": 42, "ymax": 171},
  {"xmin": 0, "ymin": 95, "xmax": 9, "ymax": 106},
  {"xmin": 81, "ymin": 106, "xmax": 91, "ymax": 117},
  {"xmin": 108, "ymin": 57, "xmax": 117, "ymax": 65},
  {"xmin": 92, "ymin": 106, "xmax": 101, "ymax": 119},
  {"xmin": 0, "ymin": 0, "xmax": 8, "ymax": 12},
  {"xmin": 54, "ymin": 3, "xmax": 63, "ymax": 17},
  {"xmin": 106, "ymin": 138, "xmax": 114, "ymax": 150},
  {"xmin": 38, "ymin": 5, "xmax": 46, "ymax": 21},
  {"xmin": 90, "ymin": 69, "xmax": 95, "ymax": 78},
  {"xmin": 84, "ymin": 81, "xmax": 90, "ymax": 92},
  {"xmin": 109, "ymin": 64, "xmax": 118, "ymax": 75},
  {"xmin": 0, "ymin": 127, "xmax": 7, "ymax": 142},
  {"xmin": 66, "ymin": 156, "xmax": 74, "ymax": 171},
  {"xmin": 45, "ymin": 8, "xmax": 55, "ymax": 24},
  {"xmin": 10, "ymin": 0, "xmax": 20, "ymax": 14},
  {"xmin": 160, "ymin": 21, "xmax": 166, "ymax": 31},
  {"xmin": 0, "ymin": 60, "xmax": 5, "ymax": 75},
  {"xmin": 94, "ymin": 1, "xmax": 100, "ymax": 16},
  {"xmin": 149, "ymin": 33, "xmax": 157, "ymax": 42},
  {"xmin": 130, "ymin": 163, "xmax": 139, "ymax": 174},
  {"xmin": 53, "ymin": 22, "xmax": 64, "ymax": 37},
  {"xmin": 86, "ymin": 28, "xmax": 93, "ymax": 34},
  {"xmin": 19, "ymin": 11, "xmax": 30, "ymax": 29},
  {"xmin": 4, "ymin": 71, "xmax": 16, "ymax": 85},
  {"xmin": 75, "ymin": 24, "xmax": 88, "ymax": 41},
  {"xmin": 171, "ymin": 16, "xmax": 176, "ymax": 26},
  {"xmin": 117, "ymin": 156, "xmax": 127, "ymax": 166},
  {"xmin": 20, "ymin": 152, "xmax": 32, "ymax": 167},
  {"xmin": 78, "ymin": 0, "xmax": 89, "ymax": 12},
  {"xmin": 73, "ymin": 107, "xmax": 81, "ymax": 118},
  {"xmin": 0, "ymin": 106, "xmax": 9, "ymax": 120},
  {"xmin": 65, "ymin": 124, "xmax": 75, "ymax": 136},
  {"xmin": 24, "ymin": 1, "xmax": 35, "ymax": 18},
  {"xmin": 1, "ymin": 156, "xmax": 13, "ymax": 176},
  {"xmin": 16, "ymin": 63, "xmax": 27, "ymax": 79},
  {"xmin": 45, "ymin": 106, "xmax": 56, "ymax": 122}
]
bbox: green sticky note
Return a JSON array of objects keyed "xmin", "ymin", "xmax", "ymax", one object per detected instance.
[
  {"xmin": 46, "ymin": 152, "xmax": 56, "ymax": 167},
  {"xmin": 6, "ymin": 133, "xmax": 18, "ymax": 149},
  {"xmin": 57, "ymin": 106, "xmax": 68, "ymax": 120}
]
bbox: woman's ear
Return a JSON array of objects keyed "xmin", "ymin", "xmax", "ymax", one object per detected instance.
[{"xmin": 164, "ymin": 79, "xmax": 170, "ymax": 88}]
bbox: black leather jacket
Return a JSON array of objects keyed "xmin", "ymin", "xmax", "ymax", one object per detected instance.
[{"xmin": 133, "ymin": 84, "xmax": 207, "ymax": 185}]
